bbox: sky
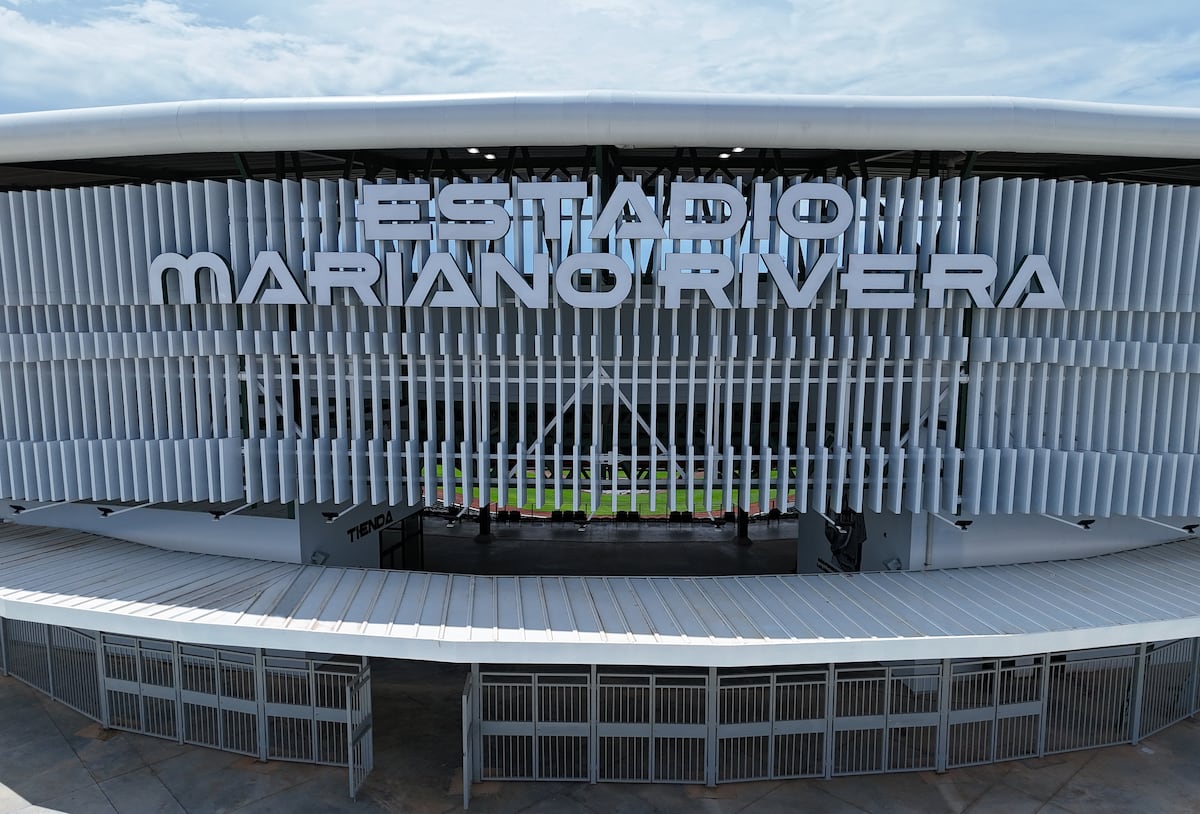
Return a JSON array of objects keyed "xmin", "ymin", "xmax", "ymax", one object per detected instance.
[{"xmin": 1, "ymin": 0, "xmax": 1199, "ymax": 114}]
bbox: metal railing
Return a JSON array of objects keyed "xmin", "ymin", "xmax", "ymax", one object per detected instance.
[
  {"xmin": 0, "ymin": 616, "xmax": 371, "ymax": 795},
  {"xmin": 469, "ymin": 639, "xmax": 1200, "ymax": 790}
]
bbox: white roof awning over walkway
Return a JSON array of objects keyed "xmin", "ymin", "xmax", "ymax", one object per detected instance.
[{"xmin": 1, "ymin": 523, "xmax": 1198, "ymax": 666}]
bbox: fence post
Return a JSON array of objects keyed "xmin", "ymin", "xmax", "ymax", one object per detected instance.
[
  {"xmin": 530, "ymin": 674, "xmax": 539, "ymax": 781},
  {"xmin": 823, "ymin": 664, "xmax": 835, "ymax": 779},
  {"xmin": 471, "ymin": 664, "xmax": 482, "ymax": 783},
  {"xmin": 95, "ymin": 633, "xmax": 110, "ymax": 728},
  {"xmin": 588, "ymin": 664, "xmax": 598, "ymax": 784},
  {"xmin": 0, "ymin": 617, "xmax": 7, "ymax": 677},
  {"xmin": 767, "ymin": 673, "xmax": 776, "ymax": 781},
  {"xmin": 881, "ymin": 665, "xmax": 892, "ymax": 772},
  {"xmin": 462, "ymin": 673, "xmax": 472, "ymax": 810},
  {"xmin": 1190, "ymin": 638, "xmax": 1200, "ymax": 718},
  {"xmin": 1130, "ymin": 642, "xmax": 1148, "ymax": 744},
  {"xmin": 935, "ymin": 659, "xmax": 951, "ymax": 772},
  {"xmin": 308, "ymin": 661, "xmax": 319, "ymax": 763},
  {"xmin": 255, "ymin": 649, "xmax": 269, "ymax": 761},
  {"xmin": 1036, "ymin": 654, "xmax": 1051, "ymax": 756},
  {"xmin": 172, "ymin": 641, "xmax": 184, "ymax": 744},
  {"xmin": 706, "ymin": 667, "xmax": 718, "ymax": 787},
  {"xmin": 43, "ymin": 622, "xmax": 54, "ymax": 700}
]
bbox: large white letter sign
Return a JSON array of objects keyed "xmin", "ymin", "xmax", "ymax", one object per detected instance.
[
  {"xmin": 405, "ymin": 253, "xmax": 480, "ymax": 307},
  {"xmin": 668, "ymin": 182, "xmax": 748, "ymax": 240},
  {"xmin": 310, "ymin": 252, "xmax": 382, "ymax": 306},
  {"xmin": 843, "ymin": 255, "xmax": 916, "ymax": 309},
  {"xmin": 996, "ymin": 255, "xmax": 1067, "ymax": 308},
  {"xmin": 236, "ymin": 251, "xmax": 309, "ymax": 305},
  {"xmin": 481, "ymin": 253, "xmax": 550, "ymax": 308},
  {"xmin": 924, "ymin": 254, "xmax": 997, "ymax": 307},
  {"xmin": 776, "ymin": 183, "xmax": 854, "ymax": 241},
  {"xmin": 662, "ymin": 254, "xmax": 736, "ymax": 308},
  {"xmin": 358, "ymin": 183, "xmax": 433, "ymax": 241},
  {"xmin": 149, "ymin": 252, "xmax": 233, "ymax": 304},
  {"xmin": 590, "ymin": 181, "xmax": 668, "ymax": 240},
  {"xmin": 741, "ymin": 253, "xmax": 837, "ymax": 308},
  {"xmin": 516, "ymin": 181, "xmax": 590, "ymax": 238},
  {"xmin": 437, "ymin": 183, "xmax": 512, "ymax": 241},
  {"xmin": 554, "ymin": 254, "xmax": 632, "ymax": 308}
]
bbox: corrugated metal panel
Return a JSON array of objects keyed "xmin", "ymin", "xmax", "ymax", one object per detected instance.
[{"xmin": 3, "ymin": 523, "xmax": 1200, "ymax": 667}]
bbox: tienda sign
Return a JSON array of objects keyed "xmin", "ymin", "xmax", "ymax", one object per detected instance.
[{"xmin": 149, "ymin": 180, "xmax": 1065, "ymax": 310}]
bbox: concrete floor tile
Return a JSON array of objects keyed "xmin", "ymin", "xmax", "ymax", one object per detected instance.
[
  {"xmin": 464, "ymin": 781, "xmax": 582, "ymax": 814},
  {"xmin": 193, "ymin": 774, "xmax": 387, "ymax": 814},
  {"xmin": 1041, "ymin": 729, "xmax": 1200, "ymax": 814},
  {"xmin": 556, "ymin": 782, "xmax": 685, "ymax": 814},
  {"xmin": 13, "ymin": 784, "xmax": 117, "ymax": 814},
  {"xmin": 998, "ymin": 753, "xmax": 1091, "ymax": 801},
  {"xmin": 97, "ymin": 768, "xmax": 185, "ymax": 814},
  {"xmin": 730, "ymin": 782, "xmax": 871, "ymax": 813},
  {"xmin": 0, "ymin": 733, "xmax": 97, "ymax": 806},
  {"xmin": 823, "ymin": 772, "xmax": 984, "ymax": 813},
  {"xmin": 74, "ymin": 736, "xmax": 152, "ymax": 783},
  {"xmin": 148, "ymin": 749, "xmax": 310, "ymax": 814},
  {"xmin": 124, "ymin": 734, "xmax": 195, "ymax": 768},
  {"xmin": 961, "ymin": 782, "xmax": 1042, "ymax": 814},
  {"xmin": 506, "ymin": 792, "xmax": 598, "ymax": 814}
]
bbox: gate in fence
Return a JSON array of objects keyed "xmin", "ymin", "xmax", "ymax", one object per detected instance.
[
  {"xmin": 467, "ymin": 639, "xmax": 1200, "ymax": 790},
  {"xmin": 0, "ymin": 616, "xmax": 372, "ymax": 798},
  {"xmin": 347, "ymin": 665, "xmax": 374, "ymax": 799}
]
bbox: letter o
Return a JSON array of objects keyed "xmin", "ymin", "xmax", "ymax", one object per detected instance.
[
  {"xmin": 777, "ymin": 183, "xmax": 854, "ymax": 241},
  {"xmin": 554, "ymin": 253, "xmax": 632, "ymax": 308}
]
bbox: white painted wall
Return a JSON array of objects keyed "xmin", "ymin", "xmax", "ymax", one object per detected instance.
[
  {"xmin": 0, "ymin": 502, "xmax": 301, "ymax": 562},
  {"xmin": 297, "ymin": 500, "xmax": 422, "ymax": 568},
  {"xmin": 796, "ymin": 510, "xmax": 1195, "ymax": 572},
  {"xmin": 918, "ymin": 513, "xmax": 1195, "ymax": 569}
]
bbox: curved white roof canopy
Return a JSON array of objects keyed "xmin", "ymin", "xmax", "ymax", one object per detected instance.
[
  {"xmin": 3, "ymin": 92, "xmax": 1200, "ymax": 164},
  {"xmin": 3, "ymin": 523, "xmax": 1200, "ymax": 667}
]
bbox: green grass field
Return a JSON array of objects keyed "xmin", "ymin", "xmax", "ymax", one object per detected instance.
[{"xmin": 427, "ymin": 468, "xmax": 778, "ymax": 516}]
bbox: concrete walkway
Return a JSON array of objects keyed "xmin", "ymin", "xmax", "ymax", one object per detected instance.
[{"xmin": 5, "ymin": 667, "xmax": 1200, "ymax": 814}]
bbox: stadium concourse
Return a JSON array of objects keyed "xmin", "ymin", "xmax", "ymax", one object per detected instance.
[{"xmin": 3, "ymin": 93, "xmax": 1200, "ymax": 801}]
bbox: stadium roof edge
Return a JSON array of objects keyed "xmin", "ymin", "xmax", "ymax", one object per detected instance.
[{"xmin": 4, "ymin": 92, "xmax": 1200, "ymax": 164}]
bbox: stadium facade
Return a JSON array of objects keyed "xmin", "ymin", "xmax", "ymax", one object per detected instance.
[{"xmin": 2, "ymin": 93, "xmax": 1200, "ymax": 799}]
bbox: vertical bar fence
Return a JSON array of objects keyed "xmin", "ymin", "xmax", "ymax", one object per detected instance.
[
  {"xmin": 469, "ymin": 639, "xmax": 1200, "ymax": 793},
  {"xmin": 0, "ymin": 616, "xmax": 371, "ymax": 796}
]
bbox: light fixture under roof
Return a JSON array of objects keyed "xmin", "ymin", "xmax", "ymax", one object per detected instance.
[
  {"xmin": 483, "ymin": 153, "xmax": 496, "ymax": 160},
  {"xmin": 731, "ymin": 146, "xmax": 745, "ymax": 153},
  {"xmin": 718, "ymin": 152, "xmax": 731, "ymax": 159},
  {"xmin": 466, "ymin": 147, "xmax": 480, "ymax": 154},
  {"xmin": 932, "ymin": 513, "xmax": 972, "ymax": 532}
]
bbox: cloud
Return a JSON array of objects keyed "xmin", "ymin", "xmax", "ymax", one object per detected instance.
[{"xmin": 0, "ymin": 0, "xmax": 1199, "ymax": 112}]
